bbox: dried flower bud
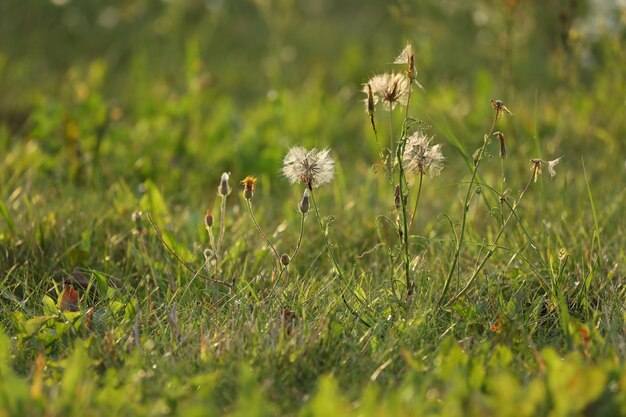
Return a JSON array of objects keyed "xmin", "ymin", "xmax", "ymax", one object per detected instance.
[
  {"xmin": 530, "ymin": 158, "xmax": 542, "ymax": 183},
  {"xmin": 299, "ymin": 189, "xmax": 310, "ymax": 214},
  {"xmin": 494, "ymin": 131, "xmax": 506, "ymax": 158},
  {"xmin": 218, "ymin": 172, "xmax": 231, "ymax": 197},
  {"xmin": 490, "ymin": 99, "xmax": 513, "ymax": 119},
  {"xmin": 204, "ymin": 209, "xmax": 214, "ymax": 228},
  {"xmin": 280, "ymin": 254, "xmax": 290, "ymax": 266},
  {"xmin": 240, "ymin": 176, "xmax": 257, "ymax": 200}
]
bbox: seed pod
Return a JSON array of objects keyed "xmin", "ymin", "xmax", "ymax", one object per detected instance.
[
  {"xmin": 204, "ymin": 209, "xmax": 214, "ymax": 228},
  {"xmin": 280, "ymin": 254, "xmax": 290, "ymax": 266}
]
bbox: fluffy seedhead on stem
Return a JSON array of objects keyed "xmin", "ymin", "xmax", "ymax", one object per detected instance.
[
  {"xmin": 282, "ymin": 147, "xmax": 335, "ymax": 190},
  {"xmin": 366, "ymin": 73, "xmax": 410, "ymax": 111},
  {"xmin": 402, "ymin": 131, "xmax": 445, "ymax": 177}
]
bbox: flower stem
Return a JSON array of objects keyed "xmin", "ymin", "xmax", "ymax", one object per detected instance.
[
  {"xmin": 290, "ymin": 212, "xmax": 306, "ymax": 261},
  {"xmin": 309, "ymin": 190, "xmax": 346, "ymax": 281},
  {"xmin": 246, "ymin": 199, "xmax": 282, "ymax": 268},
  {"xmin": 408, "ymin": 173, "xmax": 423, "ymax": 232},
  {"xmin": 437, "ymin": 110, "xmax": 500, "ymax": 307},
  {"xmin": 443, "ymin": 173, "xmax": 535, "ymax": 307},
  {"xmin": 396, "ymin": 121, "xmax": 412, "ymax": 296},
  {"xmin": 217, "ymin": 194, "xmax": 227, "ymax": 252}
]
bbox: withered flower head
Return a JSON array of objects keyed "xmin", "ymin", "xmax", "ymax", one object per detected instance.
[
  {"xmin": 363, "ymin": 83, "xmax": 375, "ymax": 115},
  {"xmin": 402, "ymin": 131, "xmax": 445, "ymax": 177},
  {"xmin": 282, "ymin": 146, "xmax": 335, "ymax": 190},
  {"xmin": 240, "ymin": 176, "xmax": 257, "ymax": 199},
  {"xmin": 366, "ymin": 73, "xmax": 410, "ymax": 111},
  {"xmin": 530, "ymin": 158, "xmax": 542, "ymax": 183},
  {"xmin": 493, "ymin": 131, "xmax": 506, "ymax": 158},
  {"xmin": 393, "ymin": 43, "xmax": 423, "ymax": 89},
  {"xmin": 490, "ymin": 99, "xmax": 513, "ymax": 116},
  {"xmin": 530, "ymin": 157, "xmax": 563, "ymax": 182}
]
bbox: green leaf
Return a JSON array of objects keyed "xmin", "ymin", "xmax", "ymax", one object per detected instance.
[{"xmin": 42, "ymin": 295, "xmax": 58, "ymax": 315}]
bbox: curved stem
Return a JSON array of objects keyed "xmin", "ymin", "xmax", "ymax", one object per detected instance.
[
  {"xmin": 146, "ymin": 211, "xmax": 232, "ymax": 288},
  {"xmin": 309, "ymin": 190, "xmax": 346, "ymax": 281},
  {"xmin": 404, "ymin": 83, "xmax": 412, "ymax": 121},
  {"xmin": 408, "ymin": 173, "xmax": 423, "ymax": 232},
  {"xmin": 437, "ymin": 110, "xmax": 500, "ymax": 307},
  {"xmin": 246, "ymin": 199, "xmax": 282, "ymax": 267},
  {"xmin": 290, "ymin": 212, "xmax": 306, "ymax": 261},
  {"xmin": 388, "ymin": 106, "xmax": 394, "ymax": 179},
  {"xmin": 443, "ymin": 174, "xmax": 534, "ymax": 307}
]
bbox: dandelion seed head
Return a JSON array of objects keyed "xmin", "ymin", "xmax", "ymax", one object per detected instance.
[
  {"xmin": 282, "ymin": 146, "xmax": 335, "ymax": 190},
  {"xmin": 367, "ymin": 73, "xmax": 410, "ymax": 111},
  {"xmin": 402, "ymin": 131, "xmax": 445, "ymax": 177}
]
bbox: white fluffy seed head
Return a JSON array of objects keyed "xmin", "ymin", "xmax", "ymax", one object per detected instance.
[
  {"xmin": 282, "ymin": 146, "xmax": 335, "ymax": 189},
  {"xmin": 402, "ymin": 131, "xmax": 445, "ymax": 177}
]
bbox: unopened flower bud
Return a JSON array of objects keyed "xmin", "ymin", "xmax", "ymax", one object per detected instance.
[
  {"xmin": 218, "ymin": 172, "xmax": 231, "ymax": 197},
  {"xmin": 280, "ymin": 254, "xmax": 290, "ymax": 266},
  {"xmin": 204, "ymin": 209, "xmax": 213, "ymax": 228},
  {"xmin": 299, "ymin": 189, "xmax": 310, "ymax": 214}
]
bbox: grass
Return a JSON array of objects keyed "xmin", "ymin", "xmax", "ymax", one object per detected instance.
[{"xmin": 1, "ymin": 1, "xmax": 626, "ymax": 416}]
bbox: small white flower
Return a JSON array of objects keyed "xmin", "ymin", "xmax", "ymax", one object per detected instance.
[
  {"xmin": 402, "ymin": 131, "xmax": 445, "ymax": 177},
  {"xmin": 282, "ymin": 147, "xmax": 335, "ymax": 189}
]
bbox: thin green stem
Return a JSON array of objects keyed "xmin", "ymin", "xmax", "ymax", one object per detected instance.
[
  {"xmin": 290, "ymin": 212, "xmax": 306, "ymax": 261},
  {"xmin": 408, "ymin": 173, "xmax": 423, "ymax": 232},
  {"xmin": 205, "ymin": 225, "xmax": 219, "ymax": 283},
  {"xmin": 437, "ymin": 110, "xmax": 500, "ymax": 307},
  {"xmin": 245, "ymin": 199, "xmax": 282, "ymax": 268},
  {"xmin": 396, "ymin": 120, "xmax": 412, "ymax": 296},
  {"xmin": 309, "ymin": 190, "xmax": 346, "ymax": 282},
  {"xmin": 443, "ymin": 174, "xmax": 535, "ymax": 307},
  {"xmin": 217, "ymin": 194, "xmax": 227, "ymax": 252},
  {"xmin": 388, "ymin": 106, "xmax": 394, "ymax": 179}
]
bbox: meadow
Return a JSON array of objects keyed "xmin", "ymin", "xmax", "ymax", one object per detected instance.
[{"xmin": 1, "ymin": 1, "xmax": 626, "ymax": 416}]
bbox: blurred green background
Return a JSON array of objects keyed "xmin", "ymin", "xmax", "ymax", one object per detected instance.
[{"xmin": 2, "ymin": 0, "xmax": 624, "ymax": 191}]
